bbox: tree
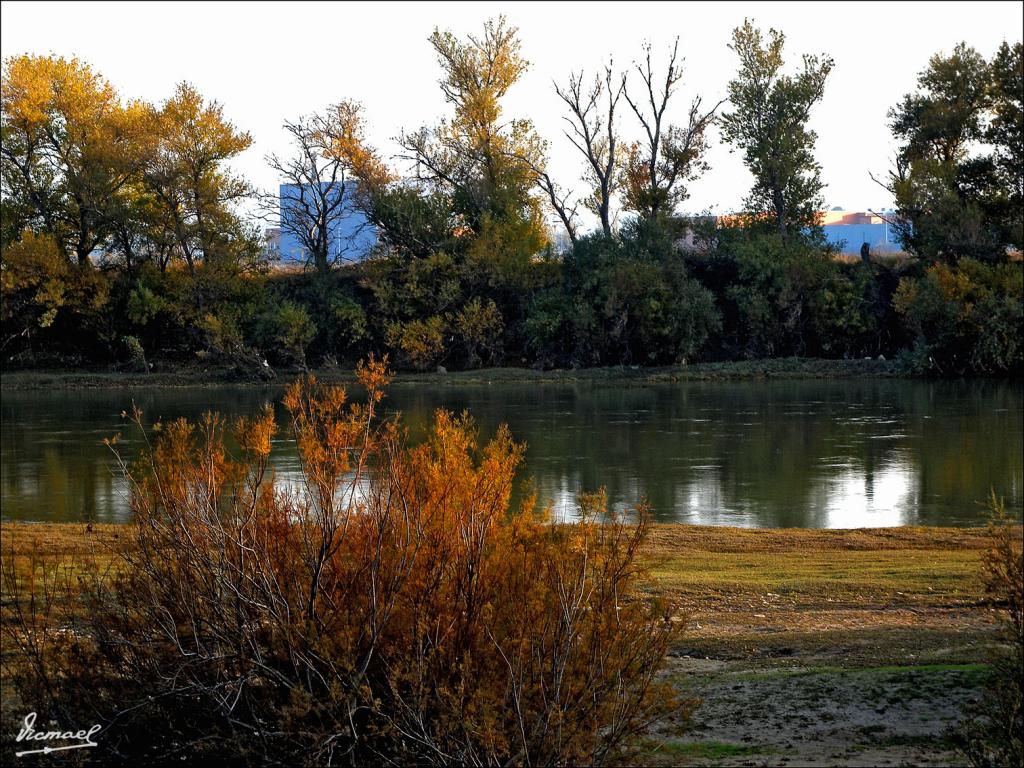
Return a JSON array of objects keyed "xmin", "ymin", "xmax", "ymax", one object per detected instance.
[
  {"xmin": 988, "ymin": 42, "xmax": 1023, "ymax": 252},
  {"xmin": 882, "ymin": 42, "xmax": 1022, "ymax": 262},
  {"xmin": 988, "ymin": 42, "xmax": 1023, "ymax": 253},
  {"xmin": 267, "ymin": 101, "xmax": 385, "ymax": 276},
  {"xmin": 531, "ymin": 165, "xmax": 581, "ymax": 245},
  {"xmin": 0, "ymin": 231, "xmax": 109, "ymax": 358},
  {"xmin": 554, "ymin": 62, "xmax": 626, "ymax": 237},
  {"xmin": 363, "ymin": 185, "xmax": 461, "ymax": 260},
  {"xmin": 890, "ymin": 44, "xmax": 989, "ymax": 166},
  {"xmin": 399, "ymin": 16, "xmax": 548, "ymax": 271},
  {"xmin": 720, "ymin": 20, "xmax": 834, "ymax": 237},
  {"xmin": 1, "ymin": 55, "xmax": 154, "ymax": 264},
  {"xmin": 146, "ymin": 83, "xmax": 256, "ymax": 275},
  {"xmin": 621, "ymin": 40, "xmax": 723, "ymax": 222}
]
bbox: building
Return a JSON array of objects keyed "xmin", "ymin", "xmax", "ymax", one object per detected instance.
[
  {"xmin": 820, "ymin": 208, "xmax": 903, "ymax": 255},
  {"xmin": 712, "ymin": 208, "xmax": 905, "ymax": 255},
  {"xmin": 277, "ymin": 183, "xmax": 377, "ymax": 266},
  {"xmin": 262, "ymin": 227, "xmax": 281, "ymax": 261}
]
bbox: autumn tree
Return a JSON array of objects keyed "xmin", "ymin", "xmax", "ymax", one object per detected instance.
[
  {"xmin": 1, "ymin": 62, "xmax": 257, "ymax": 273},
  {"xmin": 0, "ymin": 231, "xmax": 108, "ymax": 354},
  {"xmin": 1, "ymin": 55, "xmax": 154, "ymax": 264},
  {"xmin": 0, "ymin": 58, "xmax": 263, "ymax": 365},
  {"xmin": 144, "ymin": 83, "xmax": 257, "ymax": 275},
  {"xmin": 267, "ymin": 101, "xmax": 387, "ymax": 277},
  {"xmin": 110, "ymin": 82, "xmax": 267, "ymax": 368},
  {"xmin": 399, "ymin": 16, "xmax": 548, "ymax": 278},
  {"xmin": 720, "ymin": 20, "xmax": 834, "ymax": 237},
  {"xmin": 621, "ymin": 40, "xmax": 723, "ymax": 222},
  {"xmin": 387, "ymin": 17, "xmax": 553, "ymax": 367}
]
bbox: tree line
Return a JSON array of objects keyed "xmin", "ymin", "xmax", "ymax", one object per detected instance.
[{"xmin": 2, "ymin": 17, "xmax": 1021, "ymax": 376}]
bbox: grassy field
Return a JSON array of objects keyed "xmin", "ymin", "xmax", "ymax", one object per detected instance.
[
  {"xmin": 640, "ymin": 525, "xmax": 992, "ymax": 652},
  {"xmin": 1, "ymin": 522, "xmax": 1009, "ymax": 766}
]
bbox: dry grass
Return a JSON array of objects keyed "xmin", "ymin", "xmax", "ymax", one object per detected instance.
[
  {"xmin": 1, "ymin": 522, "xmax": 126, "ymax": 559},
  {"xmin": 833, "ymin": 252, "xmax": 913, "ymax": 267}
]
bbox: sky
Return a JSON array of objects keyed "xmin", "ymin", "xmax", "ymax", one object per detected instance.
[{"xmin": 2, "ymin": 0, "xmax": 1022, "ymax": 229}]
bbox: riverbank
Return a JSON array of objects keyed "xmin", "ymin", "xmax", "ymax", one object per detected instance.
[
  {"xmin": 1, "ymin": 522, "xmax": 1008, "ymax": 766},
  {"xmin": 641, "ymin": 525, "xmax": 1003, "ymax": 766},
  {"xmin": 0, "ymin": 356, "xmax": 906, "ymax": 390}
]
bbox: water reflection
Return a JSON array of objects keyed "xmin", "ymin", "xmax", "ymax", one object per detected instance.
[{"xmin": 1, "ymin": 379, "xmax": 1021, "ymax": 528}]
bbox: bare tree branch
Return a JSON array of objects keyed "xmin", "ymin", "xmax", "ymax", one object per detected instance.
[{"xmin": 554, "ymin": 60, "xmax": 625, "ymax": 237}]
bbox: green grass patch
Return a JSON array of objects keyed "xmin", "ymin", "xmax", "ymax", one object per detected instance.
[
  {"xmin": 647, "ymin": 548, "xmax": 983, "ymax": 603},
  {"xmin": 863, "ymin": 662, "xmax": 990, "ymax": 675}
]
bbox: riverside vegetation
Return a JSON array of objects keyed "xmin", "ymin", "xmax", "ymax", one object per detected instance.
[
  {"xmin": 1, "ymin": 19, "xmax": 1021, "ymax": 379},
  {"xmin": 0, "ymin": 367, "xmax": 1021, "ymax": 766}
]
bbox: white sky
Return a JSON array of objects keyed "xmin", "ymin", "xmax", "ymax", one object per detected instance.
[{"xmin": 2, "ymin": 0, "xmax": 1022, "ymax": 229}]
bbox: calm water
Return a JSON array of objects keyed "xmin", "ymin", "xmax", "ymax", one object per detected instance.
[{"xmin": 1, "ymin": 379, "xmax": 1021, "ymax": 528}]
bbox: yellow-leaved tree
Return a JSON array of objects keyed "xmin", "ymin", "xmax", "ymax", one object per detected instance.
[
  {"xmin": 1, "ymin": 54, "xmax": 154, "ymax": 264},
  {"xmin": 399, "ymin": 16, "xmax": 549, "ymax": 286}
]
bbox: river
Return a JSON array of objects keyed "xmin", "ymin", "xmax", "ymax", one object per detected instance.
[{"xmin": 1, "ymin": 378, "xmax": 1020, "ymax": 527}]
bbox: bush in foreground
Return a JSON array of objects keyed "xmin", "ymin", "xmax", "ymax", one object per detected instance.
[
  {"xmin": 955, "ymin": 494, "xmax": 1024, "ymax": 768},
  {"xmin": 1, "ymin": 360, "xmax": 683, "ymax": 765}
]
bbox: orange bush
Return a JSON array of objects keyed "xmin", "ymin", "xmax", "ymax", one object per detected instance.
[{"xmin": 2, "ymin": 359, "xmax": 683, "ymax": 765}]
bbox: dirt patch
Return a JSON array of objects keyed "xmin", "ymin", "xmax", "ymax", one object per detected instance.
[{"xmin": 644, "ymin": 657, "xmax": 990, "ymax": 766}]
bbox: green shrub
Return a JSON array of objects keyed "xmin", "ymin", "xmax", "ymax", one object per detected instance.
[
  {"xmin": 455, "ymin": 297, "xmax": 504, "ymax": 368},
  {"xmin": 687, "ymin": 229, "xmax": 902, "ymax": 360},
  {"xmin": 252, "ymin": 300, "xmax": 317, "ymax": 368},
  {"xmin": 894, "ymin": 259, "xmax": 1024, "ymax": 375},
  {"xmin": 121, "ymin": 335, "xmax": 147, "ymax": 372},
  {"xmin": 528, "ymin": 220, "xmax": 720, "ymax": 367},
  {"xmin": 329, "ymin": 294, "xmax": 369, "ymax": 353}
]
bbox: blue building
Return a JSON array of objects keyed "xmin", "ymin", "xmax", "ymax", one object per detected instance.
[
  {"xmin": 821, "ymin": 210, "xmax": 903, "ymax": 255},
  {"xmin": 277, "ymin": 183, "xmax": 377, "ymax": 266}
]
